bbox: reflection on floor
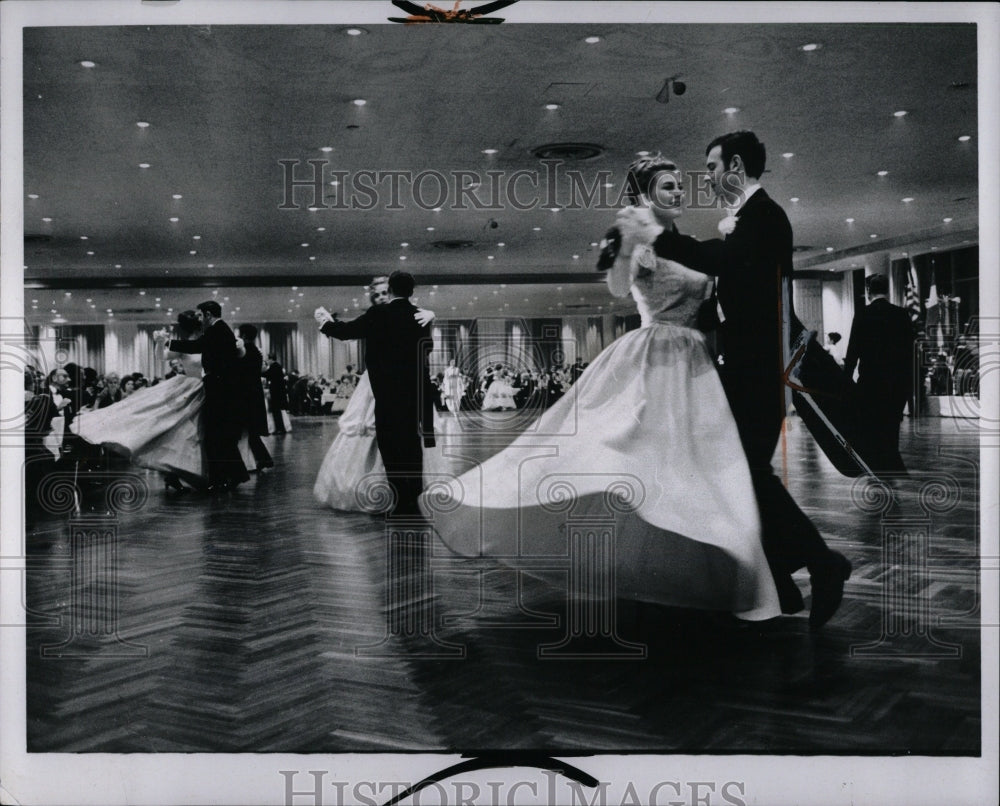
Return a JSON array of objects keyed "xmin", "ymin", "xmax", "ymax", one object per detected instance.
[{"xmin": 25, "ymin": 411, "xmax": 981, "ymax": 753}]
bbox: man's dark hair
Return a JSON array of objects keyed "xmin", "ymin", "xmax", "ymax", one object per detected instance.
[
  {"xmin": 828, "ymin": 332, "xmax": 842, "ymax": 345},
  {"xmin": 707, "ymin": 130, "xmax": 766, "ymax": 179},
  {"xmin": 866, "ymin": 273, "xmax": 889, "ymax": 296},
  {"xmin": 196, "ymin": 300, "xmax": 223, "ymax": 319},
  {"xmin": 177, "ymin": 310, "xmax": 200, "ymax": 338},
  {"xmin": 388, "ymin": 271, "xmax": 415, "ymax": 299},
  {"xmin": 268, "ymin": 353, "xmax": 277, "ymax": 361},
  {"xmin": 238, "ymin": 323, "xmax": 258, "ymax": 341}
]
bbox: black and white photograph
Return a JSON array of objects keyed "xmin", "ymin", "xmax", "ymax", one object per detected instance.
[{"xmin": 1, "ymin": 1, "xmax": 997, "ymax": 804}]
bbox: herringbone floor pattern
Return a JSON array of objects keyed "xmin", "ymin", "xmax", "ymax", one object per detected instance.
[{"xmin": 24, "ymin": 413, "xmax": 982, "ymax": 754}]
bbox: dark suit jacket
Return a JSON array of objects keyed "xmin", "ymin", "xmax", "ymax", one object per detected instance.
[
  {"xmin": 652, "ymin": 188, "xmax": 798, "ymax": 465},
  {"xmin": 844, "ymin": 297, "xmax": 914, "ymax": 411},
  {"xmin": 263, "ymin": 361, "xmax": 288, "ymax": 409},
  {"xmin": 320, "ymin": 299, "xmax": 435, "ymax": 446},
  {"xmin": 238, "ymin": 342, "xmax": 269, "ymax": 436},
  {"xmin": 168, "ymin": 320, "xmax": 239, "ymax": 381},
  {"xmin": 168, "ymin": 319, "xmax": 242, "ymax": 433}
]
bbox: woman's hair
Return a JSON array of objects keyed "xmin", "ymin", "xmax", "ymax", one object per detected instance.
[
  {"xmin": 624, "ymin": 152, "xmax": 679, "ymax": 204},
  {"xmin": 238, "ymin": 323, "xmax": 258, "ymax": 341},
  {"xmin": 176, "ymin": 310, "xmax": 200, "ymax": 338}
]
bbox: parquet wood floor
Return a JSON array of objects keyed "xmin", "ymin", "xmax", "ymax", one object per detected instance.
[{"xmin": 24, "ymin": 412, "xmax": 983, "ymax": 754}]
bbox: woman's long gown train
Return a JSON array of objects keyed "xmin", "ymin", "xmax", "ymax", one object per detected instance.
[{"xmin": 419, "ymin": 250, "xmax": 781, "ymax": 620}]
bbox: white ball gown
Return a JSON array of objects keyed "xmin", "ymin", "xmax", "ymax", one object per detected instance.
[
  {"xmin": 481, "ymin": 376, "xmax": 517, "ymax": 410},
  {"xmin": 314, "ymin": 371, "xmax": 446, "ymax": 513},
  {"xmin": 419, "ymin": 247, "xmax": 781, "ymax": 620},
  {"xmin": 71, "ymin": 354, "xmax": 252, "ymax": 488}
]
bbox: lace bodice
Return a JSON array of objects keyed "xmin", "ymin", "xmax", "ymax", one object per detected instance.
[{"xmin": 629, "ymin": 245, "xmax": 712, "ymax": 327}]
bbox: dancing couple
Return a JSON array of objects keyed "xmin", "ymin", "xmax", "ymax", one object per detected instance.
[
  {"xmin": 422, "ymin": 130, "xmax": 850, "ymax": 629},
  {"xmin": 73, "ymin": 300, "xmax": 264, "ymax": 492}
]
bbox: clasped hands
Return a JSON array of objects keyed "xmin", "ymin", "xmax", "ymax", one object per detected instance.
[{"xmin": 614, "ymin": 205, "xmax": 664, "ymax": 256}]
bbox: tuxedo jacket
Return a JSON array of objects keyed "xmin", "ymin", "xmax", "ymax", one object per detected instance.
[
  {"xmin": 238, "ymin": 342, "xmax": 269, "ymax": 436},
  {"xmin": 263, "ymin": 361, "xmax": 288, "ymax": 408},
  {"xmin": 844, "ymin": 297, "xmax": 914, "ymax": 409},
  {"xmin": 653, "ymin": 188, "xmax": 799, "ymax": 443},
  {"xmin": 169, "ymin": 319, "xmax": 240, "ymax": 381},
  {"xmin": 320, "ymin": 299, "xmax": 435, "ymax": 446}
]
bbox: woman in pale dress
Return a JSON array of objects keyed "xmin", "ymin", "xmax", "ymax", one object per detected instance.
[
  {"xmin": 419, "ymin": 154, "xmax": 780, "ymax": 621},
  {"xmin": 72, "ymin": 310, "xmax": 252, "ymax": 491},
  {"xmin": 481, "ymin": 368, "xmax": 517, "ymax": 410},
  {"xmin": 313, "ymin": 277, "xmax": 439, "ymax": 513},
  {"xmin": 442, "ymin": 359, "xmax": 464, "ymax": 414}
]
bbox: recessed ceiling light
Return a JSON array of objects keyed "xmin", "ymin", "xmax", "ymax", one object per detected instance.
[
  {"xmin": 487, "ymin": 255, "xmax": 494, "ymax": 260},
  {"xmin": 433, "ymin": 207, "xmax": 442, "ymax": 212},
  {"xmin": 549, "ymin": 207, "xmax": 560, "ymax": 212},
  {"xmin": 958, "ymin": 135, "xmax": 971, "ymax": 142},
  {"xmin": 316, "ymin": 227, "xmax": 326, "ymax": 232},
  {"xmin": 800, "ymin": 43, "xmax": 821, "ymax": 51},
  {"xmin": 114, "ymin": 264, "xmax": 121, "ymax": 268},
  {"xmin": 723, "ymin": 107, "xmax": 739, "ymax": 114},
  {"xmin": 28, "ymin": 193, "xmax": 38, "ymax": 199},
  {"xmin": 207, "ymin": 264, "xmax": 214, "ymax": 268},
  {"xmin": 189, "ymin": 250, "xmax": 197, "ymax": 255},
  {"xmin": 352, "ymin": 98, "xmax": 367, "ymax": 106},
  {"xmin": 572, "ymin": 254, "xmax": 579, "ymax": 259},
  {"xmin": 497, "ymin": 242, "xmax": 505, "ymax": 247},
  {"xmin": 482, "ymin": 148, "xmax": 498, "ymax": 155},
  {"xmin": 893, "ymin": 110, "xmax": 908, "ymax": 117},
  {"xmin": 80, "ymin": 235, "xmax": 88, "ymax": 240},
  {"xmin": 636, "ymin": 150, "xmax": 649, "ymax": 157},
  {"xmin": 136, "ymin": 121, "xmax": 150, "ymax": 128},
  {"xmin": 902, "ymin": 197, "xmax": 914, "ymax": 203},
  {"xmin": 845, "ymin": 218, "xmax": 855, "ymax": 223},
  {"xmin": 877, "ymin": 170, "xmax": 889, "ymax": 177},
  {"xmin": 426, "ymin": 226, "xmax": 435, "ymax": 231},
  {"xmin": 139, "ymin": 163, "xmax": 151, "ymax": 169},
  {"xmin": 544, "ymin": 103, "xmax": 561, "ymax": 110},
  {"xmin": 782, "ymin": 152, "xmax": 794, "ymax": 158},
  {"xmin": 169, "ymin": 217, "xmax": 179, "ymax": 222},
  {"xmin": 399, "ymin": 255, "xmax": 407, "ymax": 260},
  {"xmin": 42, "ymin": 217, "xmax": 52, "ymax": 222},
  {"xmin": 826, "ymin": 247, "xmax": 834, "ymax": 252},
  {"xmin": 870, "ymin": 234, "xmax": 878, "ymax": 238},
  {"xmin": 330, "ymin": 179, "xmax": 340, "ymax": 186},
  {"xmin": 943, "ymin": 217, "xmax": 953, "ymax": 223},
  {"xmin": 139, "ymin": 290, "xmax": 146, "ymax": 296},
  {"xmin": 80, "ymin": 60, "xmax": 96, "ymax": 68},
  {"xmin": 172, "ymin": 193, "xmax": 182, "ymax": 199},
  {"xmin": 308, "ymin": 207, "xmax": 319, "ymax": 213},
  {"xmin": 345, "ymin": 28, "xmax": 365, "ymax": 36},
  {"xmin": 301, "ymin": 243, "xmax": 309, "ymax": 247},
  {"xmin": 584, "ymin": 36, "xmax": 601, "ymax": 44},
  {"xmin": 193, "ymin": 235, "xmax": 201, "ymax": 240},
  {"xmin": 400, "ymin": 242, "xmax": 409, "ymax": 247},
  {"xmin": 320, "ymin": 146, "xmax": 334, "ymax": 152},
  {"xmin": 533, "ymin": 226, "xmax": 542, "ymax": 231},
  {"xmin": 86, "ymin": 251, "xmax": 94, "ymax": 255},
  {"xmin": 790, "ymin": 197, "xmax": 799, "ymax": 202}
]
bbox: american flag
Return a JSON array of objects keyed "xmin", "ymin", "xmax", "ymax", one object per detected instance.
[
  {"xmin": 925, "ymin": 266, "xmax": 943, "ymax": 349},
  {"xmin": 904, "ymin": 258, "xmax": 921, "ymax": 325}
]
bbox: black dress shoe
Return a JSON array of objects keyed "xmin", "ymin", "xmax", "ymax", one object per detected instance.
[{"xmin": 809, "ymin": 552, "xmax": 853, "ymax": 631}]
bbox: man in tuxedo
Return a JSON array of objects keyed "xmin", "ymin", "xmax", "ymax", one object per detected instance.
[
  {"xmin": 617, "ymin": 129, "xmax": 851, "ymax": 630},
  {"xmin": 263, "ymin": 353, "xmax": 288, "ymax": 434},
  {"xmin": 844, "ymin": 273, "xmax": 914, "ymax": 475},
  {"xmin": 163, "ymin": 300, "xmax": 249, "ymax": 491},
  {"xmin": 315, "ymin": 271, "xmax": 435, "ymax": 516},
  {"xmin": 236, "ymin": 324, "xmax": 274, "ymax": 471}
]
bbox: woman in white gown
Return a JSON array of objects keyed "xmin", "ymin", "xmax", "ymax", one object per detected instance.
[
  {"xmin": 71, "ymin": 310, "xmax": 251, "ymax": 490},
  {"xmin": 313, "ymin": 277, "xmax": 440, "ymax": 513},
  {"xmin": 419, "ymin": 154, "xmax": 780, "ymax": 621},
  {"xmin": 442, "ymin": 359, "xmax": 464, "ymax": 414},
  {"xmin": 481, "ymin": 369, "xmax": 517, "ymax": 411}
]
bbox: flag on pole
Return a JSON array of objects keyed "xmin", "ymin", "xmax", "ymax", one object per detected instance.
[
  {"xmin": 925, "ymin": 267, "xmax": 943, "ymax": 349},
  {"xmin": 904, "ymin": 258, "xmax": 921, "ymax": 325}
]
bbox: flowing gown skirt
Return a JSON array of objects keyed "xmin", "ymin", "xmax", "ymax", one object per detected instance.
[
  {"xmin": 420, "ymin": 322, "xmax": 781, "ymax": 620},
  {"xmin": 71, "ymin": 375, "xmax": 252, "ymax": 487}
]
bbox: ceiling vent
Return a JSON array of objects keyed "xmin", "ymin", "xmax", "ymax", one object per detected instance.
[
  {"xmin": 531, "ymin": 142, "xmax": 605, "ymax": 161},
  {"xmin": 430, "ymin": 239, "xmax": 476, "ymax": 250}
]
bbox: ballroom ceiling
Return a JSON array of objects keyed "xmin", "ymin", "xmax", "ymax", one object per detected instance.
[{"xmin": 16, "ymin": 14, "xmax": 980, "ymax": 324}]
